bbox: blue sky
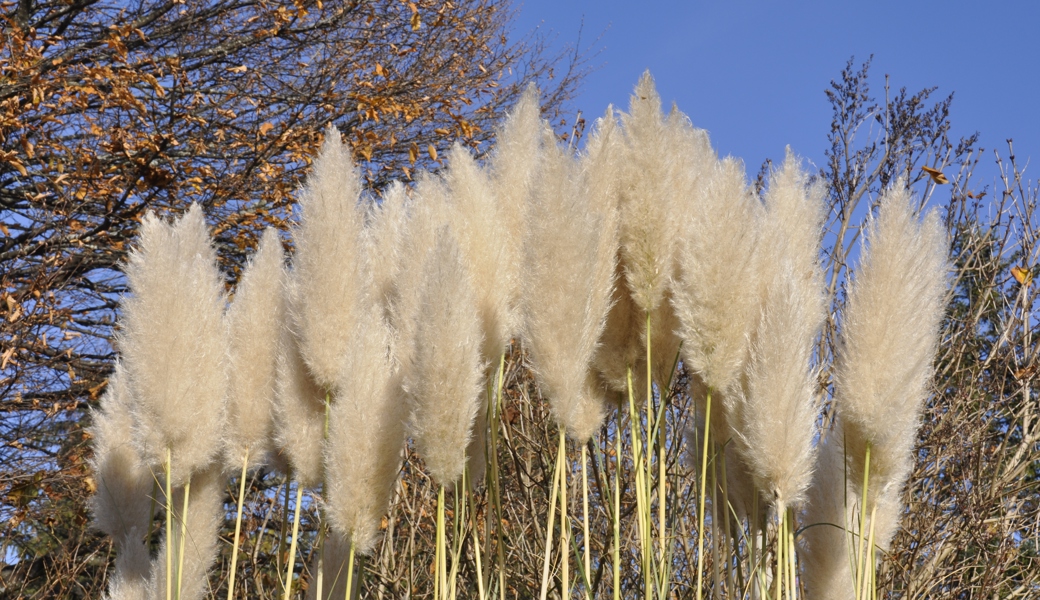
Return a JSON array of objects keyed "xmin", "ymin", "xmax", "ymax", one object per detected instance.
[{"xmin": 512, "ymin": 0, "xmax": 1038, "ymax": 188}]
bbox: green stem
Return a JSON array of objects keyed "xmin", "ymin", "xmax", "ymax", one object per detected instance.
[
  {"xmin": 165, "ymin": 449, "xmax": 172, "ymax": 600},
  {"xmin": 613, "ymin": 409, "xmax": 621, "ymax": 600},
  {"xmin": 855, "ymin": 443, "xmax": 872, "ymax": 600},
  {"xmin": 436, "ymin": 485, "xmax": 445, "ymax": 600},
  {"xmin": 491, "ymin": 352, "xmax": 507, "ymax": 600},
  {"xmin": 626, "ymin": 368, "xmax": 651, "ymax": 598},
  {"xmin": 176, "ymin": 479, "xmax": 191, "ymax": 600},
  {"xmin": 282, "ymin": 483, "xmax": 304, "ymax": 600},
  {"xmin": 581, "ymin": 444, "xmax": 591, "ymax": 600},
  {"xmin": 560, "ymin": 432, "xmax": 569, "ymax": 599},
  {"xmin": 227, "ymin": 452, "xmax": 250, "ymax": 600},
  {"xmin": 695, "ymin": 388, "xmax": 713, "ymax": 600},
  {"xmin": 538, "ymin": 431, "xmax": 564, "ymax": 600},
  {"xmin": 343, "ymin": 541, "xmax": 356, "ymax": 600}
]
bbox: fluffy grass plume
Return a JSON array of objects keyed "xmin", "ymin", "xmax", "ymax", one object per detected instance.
[
  {"xmin": 617, "ymin": 72, "xmax": 683, "ymax": 313},
  {"xmin": 801, "ymin": 429, "xmax": 856, "ymax": 600},
  {"xmin": 489, "ymin": 83, "xmax": 541, "ymax": 314},
  {"xmin": 272, "ymin": 278, "xmax": 328, "ymax": 488},
  {"xmin": 224, "ymin": 227, "xmax": 286, "ymax": 470},
  {"xmin": 325, "ymin": 304, "xmax": 407, "ymax": 555},
  {"xmin": 364, "ymin": 181, "xmax": 410, "ymax": 324},
  {"xmin": 119, "ymin": 204, "xmax": 226, "ymax": 486},
  {"xmin": 522, "ymin": 130, "xmax": 617, "ymax": 441},
  {"xmin": 835, "ymin": 181, "xmax": 948, "ymax": 506},
  {"xmin": 404, "ymin": 228, "xmax": 484, "ymax": 486},
  {"xmin": 444, "ymin": 143, "xmax": 516, "ymax": 363},
  {"xmin": 291, "ymin": 124, "xmax": 367, "ymax": 389},
  {"xmin": 736, "ymin": 157, "xmax": 826, "ymax": 510},
  {"xmin": 391, "ymin": 174, "xmax": 450, "ymax": 375},
  {"xmin": 673, "ymin": 156, "xmax": 762, "ymax": 393},
  {"xmin": 145, "ymin": 466, "xmax": 225, "ymax": 600},
  {"xmin": 90, "ymin": 363, "xmax": 153, "ymax": 600}
]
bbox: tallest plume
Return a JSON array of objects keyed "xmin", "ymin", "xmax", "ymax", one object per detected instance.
[{"xmin": 291, "ymin": 125, "xmax": 367, "ymax": 390}]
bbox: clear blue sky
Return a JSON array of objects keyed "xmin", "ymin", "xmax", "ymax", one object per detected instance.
[{"xmin": 512, "ymin": 0, "xmax": 1038, "ymax": 188}]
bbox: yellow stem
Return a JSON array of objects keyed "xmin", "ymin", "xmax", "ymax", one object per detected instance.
[
  {"xmin": 855, "ymin": 443, "xmax": 872, "ymax": 600},
  {"xmin": 613, "ymin": 410, "xmax": 621, "ymax": 600},
  {"xmin": 538, "ymin": 432, "xmax": 564, "ymax": 600},
  {"xmin": 343, "ymin": 540, "xmax": 356, "ymax": 600},
  {"xmin": 695, "ymin": 388, "xmax": 713, "ymax": 600},
  {"xmin": 582, "ymin": 444, "xmax": 591, "ymax": 600},
  {"xmin": 176, "ymin": 479, "xmax": 191, "ymax": 600},
  {"xmin": 165, "ymin": 449, "xmax": 172, "ymax": 600},
  {"xmin": 227, "ymin": 451, "xmax": 250, "ymax": 600},
  {"xmin": 282, "ymin": 483, "xmax": 304, "ymax": 600},
  {"xmin": 560, "ymin": 433, "xmax": 569, "ymax": 599}
]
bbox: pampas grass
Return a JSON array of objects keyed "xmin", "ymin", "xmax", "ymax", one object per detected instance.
[
  {"xmin": 736, "ymin": 154, "xmax": 826, "ymax": 511},
  {"xmin": 522, "ymin": 129, "xmax": 616, "ymax": 442},
  {"xmin": 404, "ymin": 227, "xmax": 484, "ymax": 486},
  {"xmin": 119, "ymin": 204, "xmax": 227, "ymax": 487},
  {"xmin": 224, "ymin": 227, "xmax": 286, "ymax": 470},
  {"xmin": 835, "ymin": 182, "xmax": 948, "ymax": 506},
  {"xmin": 272, "ymin": 283, "xmax": 328, "ymax": 490},
  {"xmin": 91, "ymin": 362, "xmax": 153, "ymax": 600},
  {"xmin": 673, "ymin": 157, "xmax": 761, "ymax": 393},
  {"xmin": 325, "ymin": 303, "xmax": 407, "ymax": 555},
  {"xmin": 617, "ymin": 72, "xmax": 682, "ymax": 314},
  {"xmin": 291, "ymin": 124, "xmax": 366, "ymax": 389}
]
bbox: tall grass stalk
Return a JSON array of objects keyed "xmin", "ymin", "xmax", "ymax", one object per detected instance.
[
  {"xmin": 695, "ymin": 388, "xmax": 713, "ymax": 600},
  {"xmin": 176, "ymin": 480, "xmax": 191, "ymax": 600},
  {"xmin": 227, "ymin": 451, "xmax": 249, "ymax": 600},
  {"xmin": 490, "ymin": 353, "xmax": 507, "ymax": 600},
  {"xmin": 613, "ymin": 409, "xmax": 622, "ymax": 600},
  {"xmin": 855, "ymin": 443, "xmax": 871, "ymax": 600},
  {"xmin": 626, "ymin": 367, "xmax": 651, "ymax": 599},
  {"xmin": 560, "ymin": 433, "xmax": 570, "ymax": 598},
  {"xmin": 283, "ymin": 483, "xmax": 304, "ymax": 600},
  {"xmin": 435, "ymin": 485, "xmax": 445, "ymax": 600},
  {"xmin": 343, "ymin": 542, "xmax": 356, "ymax": 600},
  {"xmin": 538, "ymin": 432, "xmax": 564, "ymax": 600},
  {"xmin": 581, "ymin": 443, "xmax": 591, "ymax": 600},
  {"xmin": 165, "ymin": 449, "xmax": 172, "ymax": 600}
]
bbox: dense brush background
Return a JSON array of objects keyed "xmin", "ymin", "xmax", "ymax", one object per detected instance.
[{"xmin": 1, "ymin": 1, "xmax": 1037, "ymax": 598}]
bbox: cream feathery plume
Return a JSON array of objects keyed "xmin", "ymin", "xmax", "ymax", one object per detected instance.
[
  {"xmin": 673, "ymin": 156, "xmax": 762, "ymax": 393},
  {"xmin": 364, "ymin": 181, "xmax": 410, "ymax": 325},
  {"xmin": 521, "ymin": 129, "xmax": 617, "ymax": 441},
  {"xmin": 489, "ymin": 83, "xmax": 541, "ymax": 318},
  {"xmin": 404, "ymin": 227, "xmax": 484, "ymax": 486},
  {"xmin": 325, "ymin": 304, "xmax": 407, "ymax": 555},
  {"xmin": 616, "ymin": 71, "xmax": 683, "ymax": 313},
  {"xmin": 444, "ymin": 143, "xmax": 515, "ymax": 363},
  {"xmin": 593, "ymin": 260, "xmax": 643, "ymax": 394},
  {"xmin": 391, "ymin": 174, "xmax": 450, "ymax": 376},
  {"xmin": 291, "ymin": 124, "xmax": 367, "ymax": 389},
  {"xmin": 146, "ymin": 465, "xmax": 225, "ymax": 600},
  {"xmin": 120, "ymin": 204, "xmax": 227, "ymax": 486},
  {"xmin": 90, "ymin": 363, "xmax": 153, "ymax": 599},
  {"xmin": 801, "ymin": 427, "xmax": 856, "ymax": 600},
  {"xmin": 272, "ymin": 275, "xmax": 328, "ymax": 489},
  {"xmin": 735, "ymin": 155, "xmax": 827, "ymax": 511},
  {"xmin": 223, "ymin": 227, "xmax": 286, "ymax": 470},
  {"xmin": 834, "ymin": 180, "xmax": 948, "ymax": 507}
]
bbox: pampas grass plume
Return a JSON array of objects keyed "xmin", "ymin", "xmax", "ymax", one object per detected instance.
[
  {"xmin": 224, "ymin": 227, "xmax": 286, "ymax": 470},
  {"xmin": 325, "ymin": 304, "xmax": 407, "ymax": 555},
  {"xmin": 272, "ymin": 276, "xmax": 328, "ymax": 488},
  {"xmin": 522, "ymin": 129, "xmax": 616, "ymax": 441},
  {"xmin": 404, "ymin": 227, "xmax": 484, "ymax": 486},
  {"xmin": 292, "ymin": 124, "xmax": 367, "ymax": 389},
  {"xmin": 835, "ymin": 180, "xmax": 948, "ymax": 506},
  {"xmin": 364, "ymin": 181, "xmax": 410, "ymax": 323},
  {"xmin": 90, "ymin": 363, "xmax": 153, "ymax": 600},
  {"xmin": 120, "ymin": 204, "xmax": 226, "ymax": 486},
  {"xmin": 617, "ymin": 72, "xmax": 682, "ymax": 313},
  {"xmin": 444, "ymin": 143, "xmax": 515, "ymax": 362},
  {"xmin": 673, "ymin": 157, "xmax": 761, "ymax": 393},
  {"xmin": 736, "ymin": 156, "xmax": 826, "ymax": 510}
]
